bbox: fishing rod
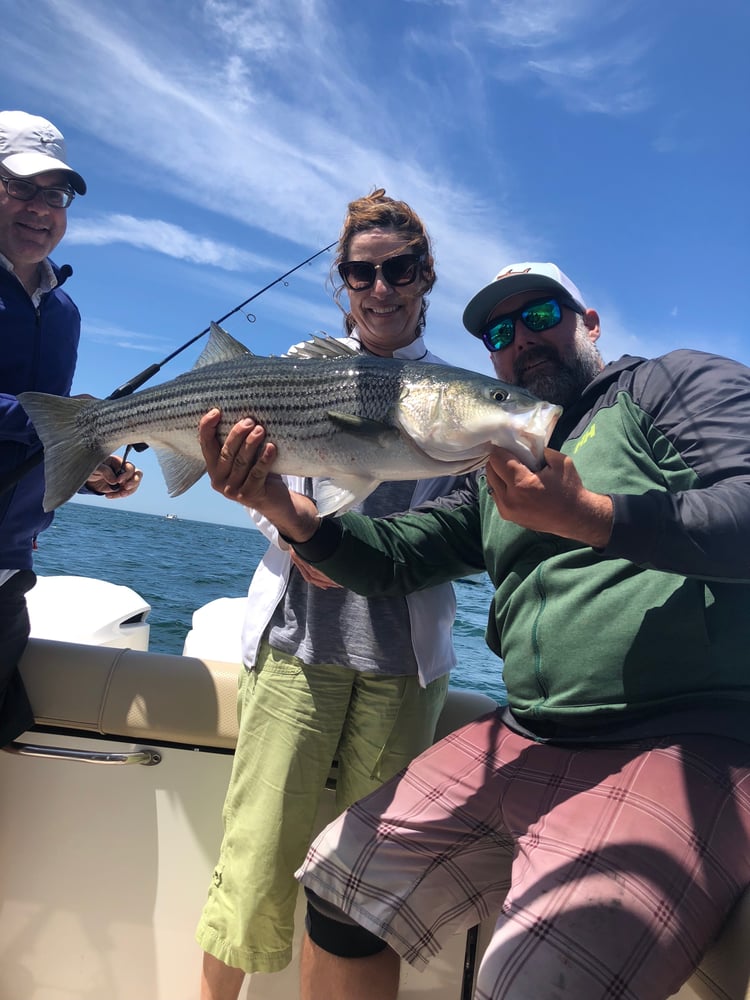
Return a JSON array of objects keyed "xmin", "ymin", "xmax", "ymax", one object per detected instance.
[
  {"xmin": 107, "ymin": 239, "xmax": 337, "ymax": 400},
  {"xmin": 0, "ymin": 240, "xmax": 337, "ymax": 497}
]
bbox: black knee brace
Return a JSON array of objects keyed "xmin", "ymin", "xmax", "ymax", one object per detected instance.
[{"xmin": 304, "ymin": 888, "xmax": 388, "ymax": 958}]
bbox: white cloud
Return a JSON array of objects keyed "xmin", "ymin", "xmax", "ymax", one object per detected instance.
[
  {"xmin": 476, "ymin": 0, "xmax": 585, "ymax": 44},
  {"xmin": 447, "ymin": 0, "xmax": 650, "ymax": 115},
  {"xmin": 81, "ymin": 318, "xmax": 175, "ymax": 353},
  {"xmin": 67, "ymin": 214, "xmax": 272, "ymax": 271},
  {"xmin": 3, "ymin": 0, "xmax": 654, "ymax": 240},
  {"xmin": 1, "ymin": 0, "xmax": 666, "ymax": 372}
]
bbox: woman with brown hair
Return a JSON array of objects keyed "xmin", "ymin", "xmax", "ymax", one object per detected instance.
[{"xmin": 196, "ymin": 189, "xmax": 460, "ymax": 999}]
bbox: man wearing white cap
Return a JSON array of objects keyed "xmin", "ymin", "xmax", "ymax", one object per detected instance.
[
  {"xmin": 0, "ymin": 111, "xmax": 142, "ymax": 746},
  {"xmin": 206, "ymin": 260, "xmax": 750, "ymax": 998},
  {"xmin": 462, "ymin": 261, "xmax": 605, "ymax": 409}
]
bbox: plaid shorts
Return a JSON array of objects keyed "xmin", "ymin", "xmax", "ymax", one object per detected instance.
[{"xmin": 297, "ymin": 710, "xmax": 750, "ymax": 1000}]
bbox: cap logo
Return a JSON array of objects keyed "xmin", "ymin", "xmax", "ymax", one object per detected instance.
[
  {"xmin": 39, "ymin": 128, "xmax": 57, "ymax": 145},
  {"xmin": 496, "ymin": 267, "xmax": 531, "ymax": 279}
]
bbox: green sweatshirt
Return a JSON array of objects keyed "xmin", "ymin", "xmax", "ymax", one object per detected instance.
[{"xmin": 296, "ymin": 351, "xmax": 750, "ymax": 741}]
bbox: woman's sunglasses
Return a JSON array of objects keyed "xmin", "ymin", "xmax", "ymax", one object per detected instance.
[
  {"xmin": 480, "ymin": 297, "xmax": 583, "ymax": 352},
  {"xmin": 338, "ymin": 253, "xmax": 424, "ymax": 291}
]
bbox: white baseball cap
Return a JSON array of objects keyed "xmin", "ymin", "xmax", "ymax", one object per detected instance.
[
  {"xmin": 463, "ymin": 262, "xmax": 587, "ymax": 337},
  {"xmin": 0, "ymin": 111, "xmax": 86, "ymax": 195}
]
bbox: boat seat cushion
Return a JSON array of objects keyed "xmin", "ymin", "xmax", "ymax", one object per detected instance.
[{"xmin": 20, "ymin": 638, "xmax": 242, "ymax": 748}]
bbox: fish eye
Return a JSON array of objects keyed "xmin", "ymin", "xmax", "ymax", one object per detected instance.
[{"xmin": 490, "ymin": 388, "xmax": 508, "ymax": 402}]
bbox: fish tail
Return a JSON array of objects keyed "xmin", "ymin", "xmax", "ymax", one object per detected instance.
[{"xmin": 18, "ymin": 392, "xmax": 109, "ymax": 511}]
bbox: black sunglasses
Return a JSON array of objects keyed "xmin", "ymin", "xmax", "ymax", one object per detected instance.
[
  {"xmin": 480, "ymin": 297, "xmax": 583, "ymax": 352},
  {"xmin": 0, "ymin": 174, "xmax": 76, "ymax": 209},
  {"xmin": 338, "ymin": 253, "xmax": 424, "ymax": 291}
]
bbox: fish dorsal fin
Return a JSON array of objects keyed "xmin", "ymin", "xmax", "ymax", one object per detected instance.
[
  {"xmin": 315, "ymin": 475, "xmax": 380, "ymax": 516},
  {"xmin": 193, "ymin": 322, "xmax": 254, "ymax": 369},
  {"xmin": 284, "ymin": 335, "xmax": 360, "ymax": 360},
  {"xmin": 326, "ymin": 410, "xmax": 392, "ymax": 436}
]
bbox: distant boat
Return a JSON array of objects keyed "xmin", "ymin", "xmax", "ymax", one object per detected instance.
[{"xmin": 165, "ymin": 513, "xmax": 178, "ymax": 520}]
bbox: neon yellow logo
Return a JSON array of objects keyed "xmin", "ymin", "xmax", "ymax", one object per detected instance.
[{"xmin": 573, "ymin": 423, "xmax": 596, "ymax": 454}]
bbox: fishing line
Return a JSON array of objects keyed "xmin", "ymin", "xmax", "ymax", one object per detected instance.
[{"xmin": 1, "ymin": 240, "xmax": 337, "ymax": 496}]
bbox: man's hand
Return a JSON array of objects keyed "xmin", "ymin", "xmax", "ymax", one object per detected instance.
[
  {"xmin": 198, "ymin": 409, "xmax": 321, "ymax": 543},
  {"xmin": 485, "ymin": 447, "xmax": 613, "ymax": 549},
  {"xmin": 86, "ymin": 455, "xmax": 143, "ymax": 499}
]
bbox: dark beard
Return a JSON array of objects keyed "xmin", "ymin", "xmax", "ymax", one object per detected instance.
[{"xmin": 514, "ymin": 337, "xmax": 603, "ymax": 408}]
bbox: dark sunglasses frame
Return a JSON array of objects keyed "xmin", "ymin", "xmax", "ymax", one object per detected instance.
[
  {"xmin": 0, "ymin": 174, "xmax": 76, "ymax": 209},
  {"xmin": 480, "ymin": 296, "xmax": 583, "ymax": 352},
  {"xmin": 338, "ymin": 253, "xmax": 425, "ymax": 291}
]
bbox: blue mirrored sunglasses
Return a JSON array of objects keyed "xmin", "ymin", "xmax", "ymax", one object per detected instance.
[{"xmin": 480, "ymin": 297, "xmax": 582, "ymax": 352}]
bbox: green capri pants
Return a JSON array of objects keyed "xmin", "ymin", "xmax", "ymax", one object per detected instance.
[{"xmin": 195, "ymin": 640, "xmax": 449, "ymax": 974}]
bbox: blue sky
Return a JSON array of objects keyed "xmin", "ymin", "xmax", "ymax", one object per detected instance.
[{"xmin": 3, "ymin": 0, "xmax": 748, "ymax": 528}]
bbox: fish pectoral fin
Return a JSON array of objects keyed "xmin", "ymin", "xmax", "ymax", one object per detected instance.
[
  {"xmin": 154, "ymin": 447, "xmax": 207, "ymax": 497},
  {"xmin": 326, "ymin": 411, "xmax": 392, "ymax": 436},
  {"xmin": 192, "ymin": 322, "xmax": 254, "ymax": 370},
  {"xmin": 315, "ymin": 476, "xmax": 380, "ymax": 517},
  {"xmin": 285, "ymin": 336, "xmax": 359, "ymax": 359}
]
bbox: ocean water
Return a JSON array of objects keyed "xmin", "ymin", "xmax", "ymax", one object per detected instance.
[{"xmin": 33, "ymin": 502, "xmax": 507, "ymax": 703}]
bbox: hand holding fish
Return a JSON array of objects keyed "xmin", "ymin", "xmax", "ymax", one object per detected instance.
[
  {"xmin": 85, "ymin": 455, "xmax": 143, "ymax": 500},
  {"xmin": 199, "ymin": 409, "xmax": 321, "ymax": 543},
  {"xmin": 485, "ymin": 447, "xmax": 613, "ymax": 549}
]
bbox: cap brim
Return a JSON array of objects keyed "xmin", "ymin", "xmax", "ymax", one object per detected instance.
[
  {"xmin": 1, "ymin": 151, "xmax": 87, "ymax": 195},
  {"xmin": 463, "ymin": 274, "xmax": 580, "ymax": 337}
]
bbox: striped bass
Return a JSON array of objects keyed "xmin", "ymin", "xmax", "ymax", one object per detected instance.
[{"xmin": 18, "ymin": 323, "xmax": 562, "ymax": 517}]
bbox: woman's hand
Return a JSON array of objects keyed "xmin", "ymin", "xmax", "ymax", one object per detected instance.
[
  {"xmin": 290, "ymin": 549, "xmax": 342, "ymax": 589},
  {"xmin": 198, "ymin": 409, "xmax": 321, "ymax": 542}
]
